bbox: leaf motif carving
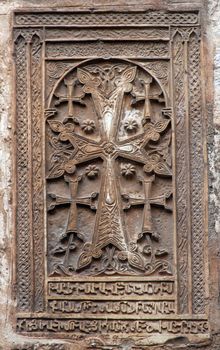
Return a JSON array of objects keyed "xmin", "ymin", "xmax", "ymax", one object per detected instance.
[
  {"xmin": 77, "ymin": 68, "xmax": 101, "ymax": 92},
  {"xmin": 121, "ymin": 66, "xmax": 137, "ymax": 83},
  {"xmin": 47, "ymin": 164, "xmax": 65, "ymax": 179},
  {"xmin": 128, "ymin": 252, "xmax": 145, "ymax": 271},
  {"xmin": 48, "ymin": 120, "xmax": 65, "ymax": 133},
  {"xmin": 154, "ymin": 161, "xmax": 172, "ymax": 176},
  {"xmin": 154, "ymin": 119, "xmax": 170, "ymax": 133},
  {"xmin": 77, "ymin": 68, "xmax": 92, "ymax": 84},
  {"xmin": 77, "ymin": 252, "xmax": 93, "ymax": 270}
]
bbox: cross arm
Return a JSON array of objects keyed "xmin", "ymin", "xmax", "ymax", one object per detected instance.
[
  {"xmin": 76, "ymin": 192, "xmax": 99, "ymax": 210},
  {"xmin": 54, "ymin": 93, "xmax": 86, "ymax": 107},
  {"xmin": 150, "ymin": 191, "xmax": 172, "ymax": 211},
  {"xmin": 121, "ymin": 193, "xmax": 145, "ymax": 210},
  {"xmin": 47, "ymin": 193, "xmax": 71, "ymax": 211}
]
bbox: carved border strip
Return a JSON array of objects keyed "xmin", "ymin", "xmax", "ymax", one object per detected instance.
[
  {"xmin": 45, "ymin": 41, "xmax": 169, "ymax": 59},
  {"xmin": 30, "ymin": 33, "xmax": 45, "ymax": 312},
  {"xmin": 15, "ymin": 35, "xmax": 33, "ymax": 311},
  {"xmin": 172, "ymin": 31, "xmax": 191, "ymax": 314},
  {"xmin": 45, "ymin": 27, "xmax": 170, "ymax": 41},
  {"xmin": 14, "ymin": 11, "xmax": 199, "ymax": 26},
  {"xmin": 15, "ymin": 30, "xmax": 45, "ymax": 312},
  {"xmin": 171, "ymin": 26, "xmax": 205, "ymax": 315},
  {"xmin": 188, "ymin": 32, "xmax": 205, "ymax": 314}
]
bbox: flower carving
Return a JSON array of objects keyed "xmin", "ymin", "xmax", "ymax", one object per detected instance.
[
  {"xmin": 121, "ymin": 163, "xmax": 136, "ymax": 177},
  {"xmin": 85, "ymin": 165, "xmax": 99, "ymax": 178},
  {"xmin": 81, "ymin": 119, "xmax": 96, "ymax": 133},
  {"xmin": 124, "ymin": 118, "xmax": 138, "ymax": 133}
]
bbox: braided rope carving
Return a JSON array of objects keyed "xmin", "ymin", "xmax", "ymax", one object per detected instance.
[
  {"xmin": 188, "ymin": 32, "xmax": 205, "ymax": 314},
  {"xmin": 15, "ymin": 35, "xmax": 33, "ymax": 311}
]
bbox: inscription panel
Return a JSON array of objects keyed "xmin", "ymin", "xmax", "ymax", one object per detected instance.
[
  {"xmin": 48, "ymin": 280, "xmax": 175, "ymax": 298},
  {"xmin": 14, "ymin": 9, "xmax": 209, "ymax": 348}
]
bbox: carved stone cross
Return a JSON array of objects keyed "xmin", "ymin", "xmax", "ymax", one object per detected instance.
[
  {"xmin": 48, "ymin": 174, "xmax": 98, "ymax": 236},
  {"xmin": 136, "ymin": 76, "xmax": 153, "ymax": 118},
  {"xmin": 122, "ymin": 175, "xmax": 172, "ymax": 240},
  {"xmin": 47, "ymin": 63, "xmax": 172, "ymax": 274},
  {"xmin": 54, "ymin": 78, "xmax": 85, "ymax": 117},
  {"xmin": 131, "ymin": 76, "xmax": 165, "ymax": 119}
]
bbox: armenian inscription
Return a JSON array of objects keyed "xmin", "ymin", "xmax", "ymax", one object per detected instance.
[{"xmin": 14, "ymin": 9, "xmax": 209, "ymax": 348}]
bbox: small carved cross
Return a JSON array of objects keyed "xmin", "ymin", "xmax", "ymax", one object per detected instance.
[
  {"xmin": 54, "ymin": 78, "xmax": 85, "ymax": 117},
  {"xmin": 131, "ymin": 76, "xmax": 153, "ymax": 118},
  {"xmin": 48, "ymin": 174, "xmax": 98, "ymax": 236},
  {"xmin": 132, "ymin": 76, "xmax": 165, "ymax": 118},
  {"xmin": 122, "ymin": 175, "xmax": 172, "ymax": 239}
]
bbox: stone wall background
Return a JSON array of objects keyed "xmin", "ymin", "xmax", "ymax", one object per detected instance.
[{"xmin": 0, "ymin": 0, "xmax": 219, "ymax": 349}]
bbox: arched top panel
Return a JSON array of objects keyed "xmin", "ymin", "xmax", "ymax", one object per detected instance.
[{"xmin": 48, "ymin": 58, "xmax": 169, "ymax": 108}]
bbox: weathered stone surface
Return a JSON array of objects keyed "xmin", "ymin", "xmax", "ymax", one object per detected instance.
[{"xmin": 0, "ymin": 0, "xmax": 220, "ymax": 349}]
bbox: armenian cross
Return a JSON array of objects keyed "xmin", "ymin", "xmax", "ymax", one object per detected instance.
[
  {"xmin": 54, "ymin": 78, "xmax": 85, "ymax": 117},
  {"xmin": 122, "ymin": 175, "xmax": 172, "ymax": 240},
  {"xmin": 47, "ymin": 63, "xmax": 172, "ymax": 274}
]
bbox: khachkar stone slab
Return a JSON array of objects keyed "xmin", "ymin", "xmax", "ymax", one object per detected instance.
[{"xmin": 13, "ymin": 9, "xmax": 209, "ymax": 349}]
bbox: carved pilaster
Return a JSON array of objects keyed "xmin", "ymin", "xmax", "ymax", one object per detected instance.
[
  {"xmin": 15, "ymin": 34, "xmax": 33, "ymax": 311},
  {"xmin": 188, "ymin": 32, "xmax": 205, "ymax": 314},
  {"xmin": 15, "ymin": 30, "xmax": 44, "ymax": 312},
  {"xmin": 30, "ymin": 34, "xmax": 45, "ymax": 312},
  {"xmin": 172, "ymin": 30, "xmax": 191, "ymax": 314}
]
